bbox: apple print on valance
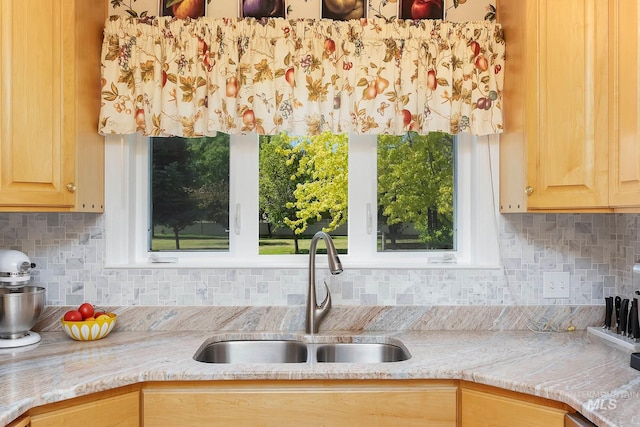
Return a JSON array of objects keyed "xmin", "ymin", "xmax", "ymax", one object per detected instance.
[
  {"xmin": 400, "ymin": 0, "xmax": 444, "ymax": 20},
  {"xmin": 98, "ymin": 17, "xmax": 505, "ymax": 137}
]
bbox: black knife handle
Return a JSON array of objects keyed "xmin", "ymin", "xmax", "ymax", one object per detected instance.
[
  {"xmin": 620, "ymin": 299, "xmax": 629, "ymax": 336},
  {"xmin": 605, "ymin": 297, "xmax": 613, "ymax": 329},
  {"xmin": 627, "ymin": 300, "xmax": 638, "ymax": 338},
  {"xmin": 632, "ymin": 299, "xmax": 640, "ymax": 340},
  {"xmin": 615, "ymin": 296, "xmax": 622, "ymax": 333}
]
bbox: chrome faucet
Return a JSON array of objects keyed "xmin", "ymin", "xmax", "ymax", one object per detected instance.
[{"xmin": 305, "ymin": 231, "xmax": 343, "ymax": 334}]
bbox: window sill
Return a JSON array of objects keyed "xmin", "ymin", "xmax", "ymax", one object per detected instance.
[{"xmin": 104, "ymin": 258, "xmax": 503, "ymax": 270}]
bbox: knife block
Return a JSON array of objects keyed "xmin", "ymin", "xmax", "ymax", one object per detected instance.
[
  {"xmin": 587, "ymin": 327, "xmax": 640, "ymax": 351},
  {"xmin": 631, "ymin": 353, "xmax": 640, "ymax": 372}
]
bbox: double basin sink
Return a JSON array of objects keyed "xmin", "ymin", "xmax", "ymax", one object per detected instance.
[{"xmin": 194, "ymin": 336, "xmax": 411, "ymax": 364}]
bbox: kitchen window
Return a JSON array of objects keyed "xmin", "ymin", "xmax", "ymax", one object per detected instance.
[{"xmin": 104, "ymin": 133, "xmax": 500, "ymax": 269}]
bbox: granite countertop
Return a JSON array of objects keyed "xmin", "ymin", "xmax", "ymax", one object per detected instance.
[{"xmin": 1, "ymin": 329, "xmax": 639, "ymax": 427}]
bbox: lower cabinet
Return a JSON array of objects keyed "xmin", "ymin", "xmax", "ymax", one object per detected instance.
[
  {"xmin": 6, "ymin": 414, "xmax": 29, "ymax": 427},
  {"xmin": 28, "ymin": 388, "xmax": 139, "ymax": 427},
  {"xmin": 142, "ymin": 380, "xmax": 458, "ymax": 427},
  {"xmin": 461, "ymin": 382, "xmax": 569, "ymax": 427},
  {"xmin": 7, "ymin": 380, "xmax": 577, "ymax": 427}
]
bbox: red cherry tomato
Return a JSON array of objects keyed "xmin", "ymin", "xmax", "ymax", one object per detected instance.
[
  {"xmin": 63, "ymin": 310, "xmax": 83, "ymax": 322},
  {"xmin": 94, "ymin": 311, "xmax": 106, "ymax": 318},
  {"xmin": 78, "ymin": 303, "xmax": 95, "ymax": 320}
]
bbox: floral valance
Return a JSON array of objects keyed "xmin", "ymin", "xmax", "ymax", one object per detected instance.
[{"xmin": 99, "ymin": 17, "xmax": 504, "ymax": 137}]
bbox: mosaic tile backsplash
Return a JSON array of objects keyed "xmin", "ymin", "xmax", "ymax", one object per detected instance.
[{"xmin": 0, "ymin": 213, "xmax": 636, "ymax": 307}]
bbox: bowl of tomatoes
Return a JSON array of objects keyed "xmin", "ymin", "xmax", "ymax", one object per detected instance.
[{"xmin": 61, "ymin": 303, "xmax": 117, "ymax": 341}]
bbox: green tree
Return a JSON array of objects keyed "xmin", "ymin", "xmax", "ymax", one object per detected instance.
[
  {"xmin": 258, "ymin": 133, "xmax": 304, "ymax": 253},
  {"xmin": 283, "ymin": 132, "xmax": 348, "ymax": 235},
  {"xmin": 188, "ymin": 135, "xmax": 230, "ymax": 229},
  {"xmin": 377, "ymin": 132, "xmax": 454, "ymax": 249},
  {"xmin": 152, "ymin": 137, "xmax": 203, "ymax": 250}
]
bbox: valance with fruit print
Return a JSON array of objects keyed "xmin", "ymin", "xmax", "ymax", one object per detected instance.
[{"xmin": 99, "ymin": 16, "xmax": 504, "ymax": 137}]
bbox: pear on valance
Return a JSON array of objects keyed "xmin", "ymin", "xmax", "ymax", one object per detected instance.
[{"xmin": 99, "ymin": 16, "xmax": 505, "ymax": 137}]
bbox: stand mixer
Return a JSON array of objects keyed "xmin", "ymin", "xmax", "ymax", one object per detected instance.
[{"xmin": 0, "ymin": 249, "xmax": 44, "ymax": 348}]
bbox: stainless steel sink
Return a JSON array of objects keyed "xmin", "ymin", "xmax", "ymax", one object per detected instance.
[
  {"xmin": 193, "ymin": 338, "xmax": 411, "ymax": 364},
  {"xmin": 315, "ymin": 343, "xmax": 411, "ymax": 363},
  {"xmin": 194, "ymin": 340, "xmax": 308, "ymax": 363}
]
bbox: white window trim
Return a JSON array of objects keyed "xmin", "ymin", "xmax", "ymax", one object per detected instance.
[{"xmin": 104, "ymin": 133, "xmax": 501, "ymax": 269}]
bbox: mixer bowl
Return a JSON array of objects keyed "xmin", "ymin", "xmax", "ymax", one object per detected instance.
[{"xmin": 0, "ymin": 286, "xmax": 45, "ymax": 339}]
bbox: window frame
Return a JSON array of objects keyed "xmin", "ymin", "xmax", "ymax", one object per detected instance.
[{"xmin": 104, "ymin": 133, "xmax": 501, "ymax": 269}]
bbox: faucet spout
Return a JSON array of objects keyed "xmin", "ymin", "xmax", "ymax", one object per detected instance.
[{"xmin": 306, "ymin": 231, "xmax": 343, "ymax": 334}]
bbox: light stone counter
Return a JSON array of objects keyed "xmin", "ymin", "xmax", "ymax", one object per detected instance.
[{"xmin": 1, "ymin": 329, "xmax": 639, "ymax": 427}]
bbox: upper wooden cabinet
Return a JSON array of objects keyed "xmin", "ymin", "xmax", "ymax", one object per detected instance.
[
  {"xmin": 0, "ymin": 0, "xmax": 105, "ymax": 212},
  {"xmin": 609, "ymin": 0, "xmax": 640, "ymax": 209},
  {"xmin": 498, "ymin": 0, "xmax": 640, "ymax": 212}
]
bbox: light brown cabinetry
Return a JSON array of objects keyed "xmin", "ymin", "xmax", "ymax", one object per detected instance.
[
  {"xmin": 461, "ymin": 382, "xmax": 569, "ymax": 427},
  {"xmin": 498, "ymin": 0, "xmax": 640, "ymax": 212},
  {"xmin": 5, "ymin": 379, "xmax": 584, "ymax": 427},
  {"xmin": 6, "ymin": 414, "xmax": 29, "ymax": 427},
  {"xmin": 142, "ymin": 380, "xmax": 458, "ymax": 427},
  {"xmin": 608, "ymin": 0, "xmax": 640, "ymax": 209},
  {"xmin": 0, "ymin": 0, "xmax": 105, "ymax": 212},
  {"xmin": 28, "ymin": 389, "xmax": 139, "ymax": 427}
]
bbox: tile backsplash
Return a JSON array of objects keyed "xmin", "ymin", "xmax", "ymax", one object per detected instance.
[{"xmin": 0, "ymin": 213, "xmax": 635, "ymax": 307}]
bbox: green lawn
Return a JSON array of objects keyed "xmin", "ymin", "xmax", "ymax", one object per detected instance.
[
  {"xmin": 151, "ymin": 234, "xmax": 438, "ymax": 253},
  {"xmin": 151, "ymin": 234, "xmax": 348, "ymax": 254},
  {"xmin": 259, "ymin": 236, "xmax": 348, "ymax": 255},
  {"xmin": 151, "ymin": 235, "xmax": 229, "ymax": 251}
]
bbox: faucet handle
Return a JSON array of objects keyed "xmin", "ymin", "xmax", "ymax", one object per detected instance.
[
  {"xmin": 320, "ymin": 281, "xmax": 332, "ymax": 310},
  {"xmin": 312, "ymin": 281, "xmax": 332, "ymax": 331}
]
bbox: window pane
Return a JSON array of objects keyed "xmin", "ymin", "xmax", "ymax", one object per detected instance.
[
  {"xmin": 258, "ymin": 132, "xmax": 348, "ymax": 255},
  {"xmin": 377, "ymin": 132, "xmax": 455, "ymax": 252},
  {"xmin": 150, "ymin": 135, "xmax": 230, "ymax": 251}
]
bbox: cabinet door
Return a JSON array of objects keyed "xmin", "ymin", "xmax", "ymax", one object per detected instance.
[
  {"xmin": 143, "ymin": 380, "xmax": 458, "ymax": 427},
  {"xmin": 0, "ymin": 0, "xmax": 104, "ymax": 212},
  {"xmin": 6, "ymin": 414, "xmax": 29, "ymax": 427},
  {"xmin": 499, "ymin": 0, "xmax": 610, "ymax": 211},
  {"xmin": 29, "ymin": 391, "xmax": 139, "ymax": 427},
  {"xmin": 461, "ymin": 387, "xmax": 566, "ymax": 427},
  {"xmin": 609, "ymin": 0, "xmax": 640, "ymax": 208},
  {"xmin": 526, "ymin": 0, "xmax": 609, "ymax": 209},
  {"xmin": 0, "ymin": 0, "xmax": 74, "ymax": 208}
]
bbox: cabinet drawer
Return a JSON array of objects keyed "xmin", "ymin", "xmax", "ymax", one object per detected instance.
[
  {"xmin": 30, "ymin": 391, "xmax": 139, "ymax": 427},
  {"xmin": 461, "ymin": 387, "xmax": 567, "ymax": 427},
  {"xmin": 143, "ymin": 380, "xmax": 457, "ymax": 427}
]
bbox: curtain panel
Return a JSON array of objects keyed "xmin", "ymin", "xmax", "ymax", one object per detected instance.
[{"xmin": 99, "ymin": 17, "xmax": 505, "ymax": 137}]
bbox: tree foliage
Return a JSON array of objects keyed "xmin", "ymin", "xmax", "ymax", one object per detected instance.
[
  {"xmin": 152, "ymin": 130, "xmax": 453, "ymax": 252},
  {"xmin": 152, "ymin": 135, "xmax": 230, "ymax": 250},
  {"xmin": 281, "ymin": 132, "xmax": 349, "ymax": 235},
  {"xmin": 258, "ymin": 133, "xmax": 304, "ymax": 252},
  {"xmin": 152, "ymin": 137, "xmax": 203, "ymax": 249},
  {"xmin": 188, "ymin": 135, "xmax": 230, "ymax": 228},
  {"xmin": 377, "ymin": 132, "xmax": 454, "ymax": 249}
]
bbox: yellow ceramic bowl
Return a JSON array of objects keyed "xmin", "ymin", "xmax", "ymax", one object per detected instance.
[{"xmin": 61, "ymin": 314, "xmax": 117, "ymax": 341}]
